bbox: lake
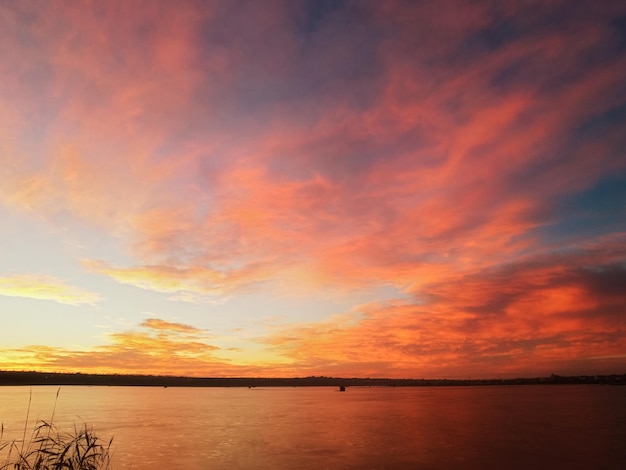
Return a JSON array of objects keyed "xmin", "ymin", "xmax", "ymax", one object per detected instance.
[{"xmin": 1, "ymin": 385, "xmax": 625, "ymax": 469}]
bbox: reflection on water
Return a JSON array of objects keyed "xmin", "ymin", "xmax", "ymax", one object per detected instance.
[{"xmin": 1, "ymin": 385, "xmax": 625, "ymax": 469}]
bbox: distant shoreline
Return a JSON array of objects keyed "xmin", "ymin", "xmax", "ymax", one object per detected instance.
[{"xmin": 1, "ymin": 371, "xmax": 625, "ymax": 387}]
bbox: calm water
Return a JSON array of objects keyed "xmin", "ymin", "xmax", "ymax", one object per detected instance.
[{"xmin": 1, "ymin": 385, "xmax": 625, "ymax": 469}]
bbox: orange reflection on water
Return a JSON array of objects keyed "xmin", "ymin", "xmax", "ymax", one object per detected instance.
[{"xmin": 1, "ymin": 385, "xmax": 625, "ymax": 469}]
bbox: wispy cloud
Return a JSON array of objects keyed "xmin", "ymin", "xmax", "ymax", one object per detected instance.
[
  {"xmin": 0, "ymin": 274, "xmax": 100, "ymax": 306},
  {"xmin": 81, "ymin": 259, "xmax": 268, "ymax": 302},
  {"xmin": 140, "ymin": 318, "xmax": 205, "ymax": 334}
]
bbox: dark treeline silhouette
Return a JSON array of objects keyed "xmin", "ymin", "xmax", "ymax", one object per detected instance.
[{"xmin": 1, "ymin": 371, "xmax": 625, "ymax": 387}]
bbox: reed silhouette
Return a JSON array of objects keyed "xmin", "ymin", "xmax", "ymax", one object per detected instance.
[{"xmin": 0, "ymin": 389, "xmax": 112, "ymax": 470}]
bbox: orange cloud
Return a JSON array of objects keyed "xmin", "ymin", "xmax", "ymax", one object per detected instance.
[
  {"xmin": 140, "ymin": 318, "xmax": 204, "ymax": 334},
  {"xmin": 0, "ymin": 274, "xmax": 100, "ymax": 306},
  {"xmin": 262, "ymin": 239, "xmax": 626, "ymax": 378},
  {"xmin": 0, "ymin": 318, "xmax": 242, "ymax": 377}
]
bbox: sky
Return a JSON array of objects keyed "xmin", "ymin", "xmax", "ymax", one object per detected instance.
[{"xmin": 0, "ymin": 0, "xmax": 625, "ymax": 379}]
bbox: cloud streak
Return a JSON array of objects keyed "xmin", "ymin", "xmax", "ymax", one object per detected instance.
[{"xmin": 0, "ymin": 274, "xmax": 100, "ymax": 306}]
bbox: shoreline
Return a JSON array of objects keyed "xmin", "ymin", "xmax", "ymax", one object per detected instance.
[{"xmin": 1, "ymin": 371, "xmax": 625, "ymax": 387}]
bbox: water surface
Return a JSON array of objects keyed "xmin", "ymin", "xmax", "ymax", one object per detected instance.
[{"xmin": 1, "ymin": 385, "xmax": 625, "ymax": 469}]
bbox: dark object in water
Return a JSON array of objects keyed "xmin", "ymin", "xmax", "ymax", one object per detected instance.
[{"xmin": 339, "ymin": 385, "xmax": 346, "ymax": 392}]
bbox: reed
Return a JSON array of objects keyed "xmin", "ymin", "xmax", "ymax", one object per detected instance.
[{"xmin": 0, "ymin": 389, "xmax": 113, "ymax": 470}]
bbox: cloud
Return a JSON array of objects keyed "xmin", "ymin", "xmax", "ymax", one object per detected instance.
[
  {"xmin": 262, "ymin": 239, "xmax": 626, "ymax": 378},
  {"xmin": 1, "ymin": 1, "xmax": 625, "ymax": 377},
  {"xmin": 140, "ymin": 318, "xmax": 205, "ymax": 334},
  {"xmin": 81, "ymin": 259, "xmax": 270, "ymax": 302},
  {"xmin": 120, "ymin": 0, "xmax": 626, "ymax": 302},
  {"xmin": 2, "ymin": 1, "xmax": 625, "ymax": 294},
  {"xmin": 0, "ymin": 318, "xmax": 233, "ymax": 377},
  {"xmin": 0, "ymin": 274, "xmax": 100, "ymax": 306}
]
